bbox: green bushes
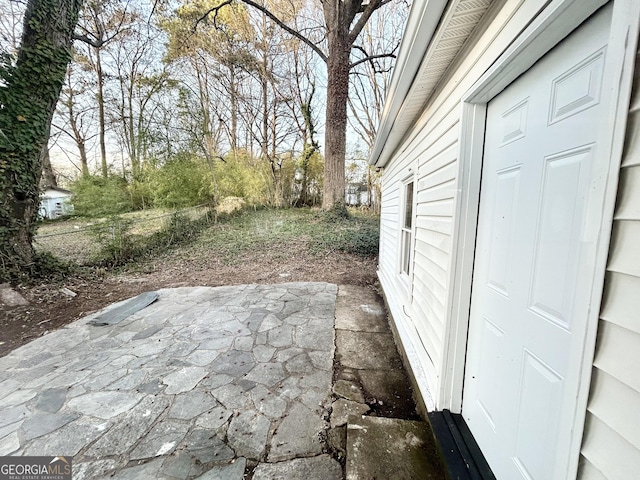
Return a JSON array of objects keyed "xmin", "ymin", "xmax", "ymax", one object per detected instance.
[
  {"xmin": 147, "ymin": 153, "xmax": 215, "ymax": 208},
  {"xmin": 71, "ymin": 176, "xmax": 133, "ymax": 216},
  {"xmin": 68, "ymin": 149, "xmax": 325, "ymax": 218},
  {"xmin": 89, "ymin": 216, "xmax": 138, "ymax": 264},
  {"xmin": 333, "ymin": 222, "xmax": 380, "ymax": 257}
]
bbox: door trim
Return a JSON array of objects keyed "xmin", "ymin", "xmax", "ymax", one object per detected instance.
[{"xmin": 440, "ymin": 0, "xmax": 640, "ymax": 478}]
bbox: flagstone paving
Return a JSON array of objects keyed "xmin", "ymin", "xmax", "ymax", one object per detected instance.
[{"xmin": 0, "ymin": 283, "xmax": 342, "ymax": 479}]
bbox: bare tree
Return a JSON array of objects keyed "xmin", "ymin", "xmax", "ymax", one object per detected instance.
[
  {"xmin": 107, "ymin": 12, "xmax": 170, "ymax": 179},
  {"xmin": 54, "ymin": 64, "xmax": 99, "ymax": 177},
  {"xmin": 163, "ymin": 0, "xmax": 256, "ymax": 160},
  {"xmin": 347, "ymin": 1, "xmax": 405, "ymax": 149},
  {"xmin": 197, "ymin": 0, "xmax": 402, "ymax": 208},
  {"xmin": 0, "ymin": 1, "xmax": 24, "ymax": 53},
  {"xmin": 73, "ymin": 0, "xmax": 149, "ymax": 178},
  {"xmin": 346, "ymin": 4, "xmax": 405, "ymax": 211}
]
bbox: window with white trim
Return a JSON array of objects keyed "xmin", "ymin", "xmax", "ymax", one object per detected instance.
[{"xmin": 400, "ymin": 180, "xmax": 414, "ymax": 275}]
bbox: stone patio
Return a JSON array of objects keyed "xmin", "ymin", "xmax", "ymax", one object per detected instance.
[{"xmin": 0, "ymin": 283, "xmax": 342, "ymax": 479}]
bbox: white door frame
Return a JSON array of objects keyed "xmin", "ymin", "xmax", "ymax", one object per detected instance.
[{"xmin": 440, "ymin": 0, "xmax": 640, "ymax": 476}]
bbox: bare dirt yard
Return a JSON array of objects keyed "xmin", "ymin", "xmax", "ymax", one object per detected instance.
[{"xmin": 0, "ymin": 208, "xmax": 379, "ymax": 357}]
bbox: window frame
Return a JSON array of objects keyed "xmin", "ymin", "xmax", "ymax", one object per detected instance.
[{"xmin": 399, "ymin": 176, "xmax": 416, "ymax": 278}]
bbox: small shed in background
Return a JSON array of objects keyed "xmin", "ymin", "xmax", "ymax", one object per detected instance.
[{"xmin": 39, "ymin": 186, "xmax": 74, "ymax": 220}]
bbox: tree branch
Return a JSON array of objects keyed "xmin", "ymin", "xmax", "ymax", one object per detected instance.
[
  {"xmin": 73, "ymin": 10, "xmax": 130, "ymax": 48},
  {"xmin": 349, "ymin": 53, "xmax": 396, "ymax": 69},
  {"xmin": 348, "ymin": 0, "xmax": 391, "ymax": 45},
  {"xmin": 349, "ymin": 52, "xmax": 396, "ymax": 69},
  {"xmin": 237, "ymin": 0, "xmax": 327, "ymax": 63},
  {"xmin": 194, "ymin": 0, "xmax": 235, "ymax": 29}
]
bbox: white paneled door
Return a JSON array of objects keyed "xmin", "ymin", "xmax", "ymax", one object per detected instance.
[{"xmin": 462, "ymin": 5, "xmax": 612, "ymax": 480}]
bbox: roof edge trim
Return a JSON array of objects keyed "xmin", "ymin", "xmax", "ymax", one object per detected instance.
[{"xmin": 369, "ymin": 0, "xmax": 450, "ymax": 168}]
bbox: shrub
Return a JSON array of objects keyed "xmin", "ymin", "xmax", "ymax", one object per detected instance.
[
  {"xmin": 147, "ymin": 153, "xmax": 215, "ymax": 209},
  {"xmin": 320, "ymin": 203, "xmax": 350, "ymax": 222},
  {"xmin": 149, "ymin": 211, "xmax": 201, "ymax": 247},
  {"xmin": 31, "ymin": 251, "xmax": 75, "ymax": 280},
  {"xmin": 89, "ymin": 216, "xmax": 139, "ymax": 264},
  {"xmin": 336, "ymin": 223, "xmax": 380, "ymax": 257},
  {"xmin": 71, "ymin": 175, "xmax": 133, "ymax": 217},
  {"xmin": 214, "ymin": 152, "xmax": 271, "ymax": 205},
  {"xmin": 309, "ymin": 208, "xmax": 380, "ymax": 258}
]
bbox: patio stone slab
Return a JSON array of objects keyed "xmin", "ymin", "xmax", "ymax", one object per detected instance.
[
  {"xmin": 162, "ymin": 367, "xmax": 208, "ymax": 394},
  {"xmin": 194, "ymin": 458, "xmax": 246, "ymax": 480},
  {"xmin": 86, "ymin": 395, "xmax": 170, "ymax": 457},
  {"xmin": 268, "ymin": 402, "xmax": 325, "ymax": 461},
  {"xmin": 227, "ymin": 411, "xmax": 270, "ymax": 460}
]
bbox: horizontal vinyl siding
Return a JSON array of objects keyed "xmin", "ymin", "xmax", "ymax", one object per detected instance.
[
  {"xmin": 379, "ymin": 138, "xmax": 441, "ymax": 402},
  {"xmin": 579, "ymin": 41, "xmax": 640, "ymax": 480},
  {"xmin": 581, "ymin": 415, "xmax": 640, "ymax": 479},
  {"xmin": 408, "ymin": 114, "xmax": 459, "ymax": 396},
  {"xmin": 378, "ymin": 0, "xmax": 549, "ymax": 405},
  {"xmin": 379, "ymin": 158, "xmax": 405, "ymax": 276}
]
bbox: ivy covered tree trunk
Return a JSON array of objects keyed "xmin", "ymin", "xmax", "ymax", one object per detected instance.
[{"xmin": 0, "ymin": 0, "xmax": 81, "ymax": 280}]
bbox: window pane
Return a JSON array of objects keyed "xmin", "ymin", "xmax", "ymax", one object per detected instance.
[
  {"xmin": 404, "ymin": 182, "xmax": 414, "ymax": 229},
  {"xmin": 402, "ymin": 230, "xmax": 411, "ymax": 274}
]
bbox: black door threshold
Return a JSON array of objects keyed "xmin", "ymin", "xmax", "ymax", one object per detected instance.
[{"xmin": 427, "ymin": 410, "xmax": 496, "ymax": 480}]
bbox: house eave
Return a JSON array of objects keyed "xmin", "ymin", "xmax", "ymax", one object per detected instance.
[
  {"xmin": 369, "ymin": 0, "xmax": 449, "ymax": 168},
  {"xmin": 369, "ymin": 0, "xmax": 494, "ymax": 168}
]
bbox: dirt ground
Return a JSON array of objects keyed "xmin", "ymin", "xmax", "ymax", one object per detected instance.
[{"xmin": 0, "ymin": 245, "xmax": 378, "ymax": 358}]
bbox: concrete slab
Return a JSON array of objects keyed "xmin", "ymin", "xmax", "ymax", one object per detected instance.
[
  {"xmin": 330, "ymin": 399, "xmax": 370, "ymax": 428},
  {"xmin": 358, "ymin": 369, "xmax": 420, "ymax": 415},
  {"xmin": 335, "ymin": 284, "xmax": 388, "ymax": 332},
  {"xmin": 253, "ymin": 455, "xmax": 342, "ymax": 480},
  {"xmin": 336, "ymin": 330, "xmax": 402, "ymax": 370},
  {"xmin": 333, "ymin": 379, "xmax": 365, "ymax": 403},
  {"xmin": 346, "ymin": 416, "xmax": 446, "ymax": 480}
]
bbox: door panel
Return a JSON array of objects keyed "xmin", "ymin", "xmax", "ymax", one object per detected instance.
[
  {"xmin": 486, "ymin": 166, "xmax": 520, "ymax": 297},
  {"xmin": 529, "ymin": 146, "xmax": 593, "ymax": 329},
  {"xmin": 462, "ymin": 6, "xmax": 612, "ymax": 480},
  {"xmin": 513, "ymin": 351, "xmax": 563, "ymax": 480}
]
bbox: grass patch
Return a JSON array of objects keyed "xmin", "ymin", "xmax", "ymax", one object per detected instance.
[
  {"xmin": 89, "ymin": 209, "xmax": 216, "ymax": 267},
  {"xmin": 34, "ymin": 207, "xmax": 380, "ymax": 274},
  {"xmin": 193, "ymin": 207, "xmax": 380, "ymax": 265}
]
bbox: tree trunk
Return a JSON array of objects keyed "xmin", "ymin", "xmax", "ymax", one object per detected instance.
[
  {"xmin": 323, "ymin": 38, "xmax": 350, "ymax": 209},
  {"xmin": 96, "ymin": 48, "xmax": 108, "ymax": 177},
  {"xmin": 67, "ymin": 88, "xmax": 89, "ymax": 177},
  {"xmin": 41, "ymin": 122, "xmax": 58, "ymax": 187},
  {"xmin": 41, "ymin": 148, "xmax": 58, "ymax": 187},
  {"xmin": 0, "ymin": 0, "xmax": 81, "ymax": 280},
  {"xmin": 128, "ymin": 77, "xmax": 139, "ymax": 178},
  {"xmin": 230, "ymin": 65, "xmax": 238, "ymax": 153}
]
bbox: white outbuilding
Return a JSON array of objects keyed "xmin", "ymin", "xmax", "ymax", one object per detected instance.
[{"xmin": 39, "ymin": 186, "xmax": 74, "ymax": 220}]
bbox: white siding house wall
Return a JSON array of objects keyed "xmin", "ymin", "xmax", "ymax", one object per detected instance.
[
  {"xmin": 377, "ymin": 0, "xmax": 640, "ymax": 477},
  {"xmin": 378, "ymin": 0, "xmax": 547, "ymax": 404},
  {"xmin": 579, "ymin": 41, "xmax": 640, "ymax": 480}
]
